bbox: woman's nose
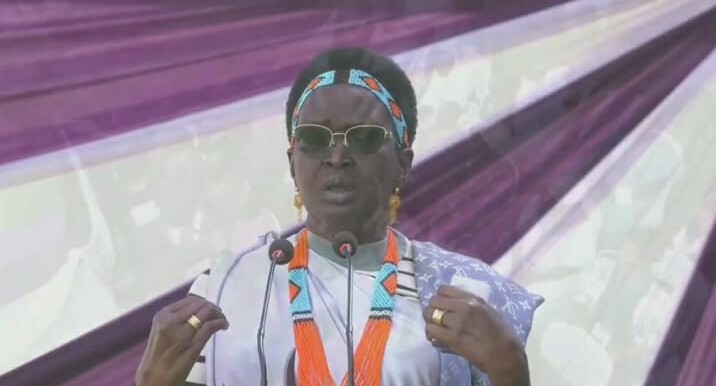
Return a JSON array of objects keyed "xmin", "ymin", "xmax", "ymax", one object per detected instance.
[{"xmin": 324, "ymin": 140, "xmax": 353, "ymax": 168}]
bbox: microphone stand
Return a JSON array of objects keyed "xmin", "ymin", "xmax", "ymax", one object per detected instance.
[
  {"xmin": 344, "ymin": 248, "xmax": 356, "ymax": 386},
  {"xmin": 259, "ymin": 240, "xmax": 293, "ymax": 386},
  {"xmin": 257, "ymin": 259, "xmax": 278, "ymax": 386},
  {"xmin": 334, "ymin": 232, "xmax": 357, "ymax": 386}
]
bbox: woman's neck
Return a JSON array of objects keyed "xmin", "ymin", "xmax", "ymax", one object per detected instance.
[
  {"xmin": 305, "ymin": 215, "xmax": 388, "ymax": 245},
  {"xmin": 307, "ymin": 231, "xmax": 387, "ymax": 271}
]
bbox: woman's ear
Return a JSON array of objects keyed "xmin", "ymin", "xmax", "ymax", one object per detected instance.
[
  {"xmin": 398, "ymin": 148, "xmax": 414, "ymax": 187},
  {"xmin": 287, "ymin": 148, "xmax": 295, "ymax": 180}
]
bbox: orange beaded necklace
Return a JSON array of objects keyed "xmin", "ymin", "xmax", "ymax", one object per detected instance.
[{"xmin": 287, "ymin": 229, "xmax": 400, "ymax": 386}]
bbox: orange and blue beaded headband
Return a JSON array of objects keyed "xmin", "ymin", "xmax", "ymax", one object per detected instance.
[{"xmin": 290, "ymin": 69, "xmax": 410, "ymax": 148}]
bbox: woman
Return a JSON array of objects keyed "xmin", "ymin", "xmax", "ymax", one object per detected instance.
[{"xmin": 136, "ymin": 47, "xmax": 542, "ymax": 386}]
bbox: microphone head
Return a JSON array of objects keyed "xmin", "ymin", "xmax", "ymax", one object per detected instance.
[
  {"xmin": 268, "ymin": 239, "xmax": 295, "ymax": 265},
  {"xmin": 332, "ymin": 231, "xmax": 358, "ymax": 258}
]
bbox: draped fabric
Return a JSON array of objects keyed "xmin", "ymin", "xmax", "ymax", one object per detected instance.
[
  {"xmin": 0, "ymin": 0, "xmax": 569, "ymax": 166},
  {"xmin": 2, "ymin": 1, "xmax": 716, "ymax": 385},
  {"xmin": 400, "ymin": 8, "xmax": 716, "ymax": 262},
  {"xmin": 644, "ymin": 222, "xmax": 716, "ymax": 386}
]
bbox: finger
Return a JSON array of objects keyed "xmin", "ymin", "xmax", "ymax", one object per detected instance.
[
  {"xmin": 151, "ymin": 298, "xmax": 204, "ymax": 333},
  {"xmin": 186, "ymin": 318, "xmax": 230, "ymax": 359},
  {"xmin": 172, "ymin": 299, "xmax": 221, "ymax": 324},
  {"xmin": 426, "ymin": 296, "xmax": 489, "ymax": 331},
  {"xmin": 437, "ymin": 284, "xmax": 480, "ymax": 300},
  {"xmin": 150, "ymin": 302, "xmax": 207, "ymax": 344},
  {"xmin": 194, "ymin": 301, "xmax": 225, "ymax": 324},
  {"xmin": 179, "ymin": 301, "xmax": 226, "ymax": 335},
  {"xmin": 425, "ymin": 323, "xmax": 452, "ymax": 346},
  {"xmin": 424, "ymin": 296, "xmax": 463, "ymax": 319},
  {"xmin": 169, "ymin": 299, "xmax": 209, "ymax": 325}
]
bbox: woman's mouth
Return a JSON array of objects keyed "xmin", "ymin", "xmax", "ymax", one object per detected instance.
[
  {"xmin": 323, "ymin": 189, "xmax": 356, "ymax": 204},
  {"xmin": 325, "ymin": 184, "xmax": 352, "ymax": 193},
  {"xmin": 323, "ymin": 180, "xmax": 356, "ymax": 203}
]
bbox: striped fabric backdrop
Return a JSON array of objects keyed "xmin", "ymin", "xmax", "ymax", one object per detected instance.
[{"xmin": 1, "ymin": 0, "xmax": 715, "ymax": 385}]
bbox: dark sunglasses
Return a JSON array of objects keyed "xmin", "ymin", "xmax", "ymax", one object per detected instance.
[{"xmin": 293, "ymin": 124, "xmax": 395, "ymax": 154}]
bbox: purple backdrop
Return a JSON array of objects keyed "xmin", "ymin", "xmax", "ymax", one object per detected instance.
[
  {"xmin": 644, "ymin": 220, "xmax": 716, "ymax": 386},
  {"xmin": 400, "ymin": 7, "xmax": 716, "ymax": 263},
  {"xmin": 1, "ymin": 2, "xmax": 716, "ymax": 386},
  {"xmin": 0, "ymin": 0, "xmax": 570, "ymax": 167}
]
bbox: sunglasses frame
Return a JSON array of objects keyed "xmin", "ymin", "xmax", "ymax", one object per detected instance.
[{"xmin": 293, "ymin": 123, "xmax": 396, "ymax": 154}]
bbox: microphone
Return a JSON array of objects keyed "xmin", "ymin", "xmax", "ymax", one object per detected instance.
[
  {"xmin": 332, "ymin": 232, "xmax": 358, "ymax": 386},
  {"xmin": 258, "ymin": 238, "xmax": 295, "ymax": 386}
]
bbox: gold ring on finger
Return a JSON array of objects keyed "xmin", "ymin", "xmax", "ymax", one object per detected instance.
[
  {"xmin": 187, "ymin": 314, "xmax": 203, "ymax": 331},
  {"xmin": 431, "ymin": 308, "xmax": 447, "ymax": 327}
]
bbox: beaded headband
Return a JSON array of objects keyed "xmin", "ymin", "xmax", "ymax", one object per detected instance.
[{"xmin": 290, "ymin": 69, "xmax": 410, "ymax": 148}]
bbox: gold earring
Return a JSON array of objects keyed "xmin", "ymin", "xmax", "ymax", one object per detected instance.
[
  {"xmin": 294, "ymin": 189, "xmax": 304, "ymax": 222},
  {"xmin": 389, "ymin": 188, "xmax": 401, "ymax": 225}
]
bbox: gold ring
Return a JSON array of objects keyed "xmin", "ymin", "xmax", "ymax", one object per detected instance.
[
  {"xmin": 187, "ymin": 314, "xmax": 203, "ymax": 331},
  {"xmin": 430, "ymin": 308, "xmax": 447, "ymax": 327}
]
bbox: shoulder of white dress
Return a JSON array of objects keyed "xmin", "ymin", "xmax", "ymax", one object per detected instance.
[
  {"xmin": 186, "ymin": 232, "xmax": 275, "ymax": 299},
  {"xmin": 209, "ymin": 231, "xmax": 278, "ymax": 280},
  {"xmin": 411, "ymin": 239, "xmax": 490, "ymax": 265},
  {"xmin": 389, "ymin": 227, "xmax": 414, "ymax": 258},
  {"xmin": 188, "ymin": 271, "xmax": 210, "ymax": 298}
]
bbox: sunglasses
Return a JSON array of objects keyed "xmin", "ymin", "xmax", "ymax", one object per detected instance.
[{"xmin": 293, "ymin": 124, "xmax": 395, "ymax": 154}]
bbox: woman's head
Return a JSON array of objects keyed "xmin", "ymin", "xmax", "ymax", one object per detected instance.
[{"xmin": 285, "ymin": 47, "xmax": 417, "ymax": 241}]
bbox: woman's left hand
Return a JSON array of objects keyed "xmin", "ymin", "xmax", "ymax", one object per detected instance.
[{"xmin": 423, "ymin": 285, "xmax": 530, "ymax": 386}]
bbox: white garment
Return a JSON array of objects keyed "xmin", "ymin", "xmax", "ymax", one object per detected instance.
[{"xmin": 200, "ymin": 232, "xmax": 441, "ymax": 386}]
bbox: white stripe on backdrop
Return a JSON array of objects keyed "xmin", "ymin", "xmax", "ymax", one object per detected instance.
[
  {"xmin": 1, "ymin": 0, "xmax": 713, "ymax": 188},
  {"xmin": 0, "ymin": 0, "xmax": 713, "ymax": 375},
  {"xmin": 494, "ymin": 49, "xmax": 716, "ymax": 386}
]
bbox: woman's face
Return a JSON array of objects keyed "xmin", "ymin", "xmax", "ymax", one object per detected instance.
[{"xmin": 288, "ymin": 84, "xmax": 413, "ymax": 227}]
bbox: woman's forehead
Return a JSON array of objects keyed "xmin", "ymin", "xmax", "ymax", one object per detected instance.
[{"xmin": 298, "ymin": 85, "xmax": 392, "ymax": 129}]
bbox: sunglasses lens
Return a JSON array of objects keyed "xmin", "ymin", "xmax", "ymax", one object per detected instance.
[
  {"xmin": 295, "ymin": 125, "xmax": 331, "ymax": 152},
  {"xmin": 346, "ymin": 126, "xmax": 387, "ymax": 154}
]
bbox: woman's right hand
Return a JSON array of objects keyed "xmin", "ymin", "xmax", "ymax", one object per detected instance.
[{"xmin": 135, "ymin": 295, "xmax": 229, "ymax": 386}]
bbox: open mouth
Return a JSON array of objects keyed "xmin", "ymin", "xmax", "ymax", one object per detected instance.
[
  {"xmin": 323, "ymin": 177, "xmax": 356, "ymax": 203},
  {"xmin": 324, "ymin": 176, "xmax": 353, "ymax": 192},
  {"xmin": 325, "ymin": 184, "xmax": 352, "ymax": 192}
]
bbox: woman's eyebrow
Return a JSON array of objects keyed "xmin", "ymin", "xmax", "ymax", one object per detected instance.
[{"xmin": 303, "ymin": 120, "xmax": 384, "ymax": 129}]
